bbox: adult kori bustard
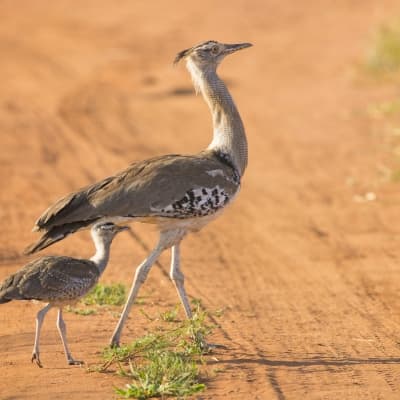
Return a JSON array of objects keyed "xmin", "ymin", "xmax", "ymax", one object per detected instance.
[{"xmin": 25, "ymin": 40, "xmax": 252, "ymax": 347}]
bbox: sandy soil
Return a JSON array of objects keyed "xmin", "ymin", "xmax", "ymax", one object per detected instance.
[{"xmin": 1, "ymin": 0, "xmax": 400, "ymax": 398}]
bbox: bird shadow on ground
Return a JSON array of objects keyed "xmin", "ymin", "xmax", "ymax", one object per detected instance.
[
  {"xmin": 207, "ymin": 354, "xmax": 400, "ymax": 400},
  {"xmin": 210, "ymin": 355, "xmax": 400, "ymax": 367}
]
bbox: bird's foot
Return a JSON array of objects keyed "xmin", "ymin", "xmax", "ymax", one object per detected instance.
[
  {"xmin": 193, "ymin": 332, "xmax": 227, "ymax": 353},
  {"xmin": 31, "ymin": 352, "xmax": 43, "ymax": 368},
  {"xmin": 198, "ymin": 340, "xmax": 227, "ymax": 353},
  {"xmin": 109, "ymin": 337, "xmax": 120, "ymax": 348},
  {"xmin": 203, "ymin": 342, "xmax": 228, "ymax": 350},
  {"xmin": 67, "ymin": 358, "xmax": 84, "ymax": 366}
]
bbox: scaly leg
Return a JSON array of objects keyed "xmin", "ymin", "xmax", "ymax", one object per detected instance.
[
  {"xmin": 57, "ymin": 308, "xmax": 82, "ymax": 365},
  {"xmin": 110, "ymin": 244, "xmax": 164, "ymax": 347},
  {"xmin": 170, "ymin": 244, "xmax": 192, "ymax": 319},
  {"xmin": 32, "ymin": 303, "xmax": 52, "ymax": 368},
  {"xmin": 170, "ymin": 244, "xmax": 208, "ymax": 349},
  {"xmin": 111, "ymin": 229, "xmax": 188, "ymax": 347},
  {"xmin": 170, "ymin": 243, "xmax": 221, "ymax": 351}
]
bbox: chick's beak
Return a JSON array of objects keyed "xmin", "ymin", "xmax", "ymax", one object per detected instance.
[{"xmin": 116, "ymin": 225, "xmax": 130, "ymax": 233}]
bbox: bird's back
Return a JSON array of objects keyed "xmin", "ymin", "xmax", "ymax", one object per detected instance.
[
  {"xmin": 35, "ymin": 152, "xmax": 239, "ymax": 231},
  {"xmin": 0, "ymin": 256, "xmax": 99, "ymax": 304}
]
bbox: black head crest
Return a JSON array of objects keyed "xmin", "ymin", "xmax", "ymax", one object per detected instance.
[
  {"xmin": 173, "ymin": 48, "xmax": 191, "ymax": 65},
  {"xmin": 173, "ymin": 41, "xmax": 220, "ymax": 65}
]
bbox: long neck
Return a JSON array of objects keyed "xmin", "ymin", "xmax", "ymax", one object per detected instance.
[
  {"xmin": 187, "ymin": 60, "xmax": 248, "ymax": 176},
  {"xmin": 90, "ymin": 237, "xmax": 111, "ymax": 274}
]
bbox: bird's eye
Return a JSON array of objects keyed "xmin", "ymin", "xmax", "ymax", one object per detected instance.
[
  {"xmin": 99, "ymin": 223, "xmax": 113, "ymax": 230},
  {"xmin": 211, "ymin": 45, "xmax": 219, "ymax": 54}
]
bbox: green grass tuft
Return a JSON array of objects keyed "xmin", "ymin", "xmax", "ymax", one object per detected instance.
[
  {"xmin": 65, "ymin": 306, "xmax": 97, "ymax": 315},
  {"xmin": 83, "ymin": 283, "xmax": 127, "ymax": 306},
  {"xmin": 66, "ymin": 283, "xmax": 129, "ymax": 315},
  {"xmin": 159, "ymin": 306, "xmax": 179, "ymax": 322},
  {"xmin": 94, "ymin": 304, "xmax": 214, "ymax": 399},
  {"xmin": 116, "ymin": 351, "xmax": 205, "ymax": 399},
  {"xmin": 367, "ymin": 20, "xmax": 400, "ymax": 73}
]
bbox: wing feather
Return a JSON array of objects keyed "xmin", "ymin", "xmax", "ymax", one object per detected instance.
[
  {"xmin": 34, "ymin": 153, "xmax": 238, "ymax": 232},
  {"xmin": 0, "ymin": 256, "xmax": 98, "ymax": 302}
]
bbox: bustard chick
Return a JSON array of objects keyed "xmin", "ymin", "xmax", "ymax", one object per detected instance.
[
  {"xmin": 1, "ymin": 223, "xmax": 128, "ymax": 367},
  {"xmin": 25, "ymin": 40, "xmax": 251, "ymax": 347}
]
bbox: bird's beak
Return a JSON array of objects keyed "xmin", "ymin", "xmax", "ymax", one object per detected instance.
[
  {"xmin": 223, "ymin": 42, "xmax": 253, "ymax": 55},
  {"xmin": 116, "ymin": 225, "xmax": 130, "ymax": 233}
]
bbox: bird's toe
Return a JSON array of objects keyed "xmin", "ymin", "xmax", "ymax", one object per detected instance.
[
  {"xmin": 193, "ymin": 333, "xmax": 227, "ymax": 353},
  {"xmin": 109, "ymin": 339, "xmax": 120, "ymax": 348},
  {"xmin": 68, "ymin": 359, "xmax": 84, "ymax": 366},
  {"xmin": 31, "ymin": 353, "xmax": 43, "ymax": 368},
  {"xmin": 203, "ymin": 342, "xmax": 228, "ymax": 350}
]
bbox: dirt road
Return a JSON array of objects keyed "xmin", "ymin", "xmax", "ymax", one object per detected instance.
[{"xmin": 1, "ymin": 1, "xmax": 400, "ymax": 398}]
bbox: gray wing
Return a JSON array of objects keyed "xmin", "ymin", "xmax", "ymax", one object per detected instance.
[
  {"xmin": 37, "ymin": 152, "xmax": 239, "ymax": 228},
  {"xmin": 25, "ymin": 152, "xmax": 239, "ymax": 254},
  {"xmin": 0, "ymin": 256, "xmax": 99, "ymax": 302}
]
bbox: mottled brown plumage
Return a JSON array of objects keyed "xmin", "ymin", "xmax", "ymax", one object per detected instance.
[
  {"xmin": 2, "ymin": 223, "xmax": 128, "ymax": 367},
  {"xmin": 0, "ymin": 256, "xmax": 98, "ymax": 304}
]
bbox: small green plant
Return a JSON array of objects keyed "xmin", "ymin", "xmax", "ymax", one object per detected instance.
[
  {"xmin": 116, "ymin": 351, "xmax": 205, "ymax": 399},
  {"xmin": 83, "ymin": 283, "xmax": 126, "ymax": 306},
  {"xmin": 364, "ymin": 17, "xmax": 400, "ymax": 182},
  {"xmin": 367, "ymin": 20, "xmax": 400, "ymax": 73},
  {"xmin": 66, "ymin": 283, "xmax": 128, "ymax": 315},
  {"xmin": 94, "ymin": 304, "xmax": 214, "ymax": 399},
  {"xmin": 65, "ymin": 306, "xmax": 97, "ymax": 315},
  {"xmin": 159, "ymin": 306, "xmax": 179, "ymax": 322}
]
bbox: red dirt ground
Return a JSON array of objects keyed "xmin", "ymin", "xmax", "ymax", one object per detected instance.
[{"xmin": 1, "ymin": 1, "xmax": 400, "ymax": 398}]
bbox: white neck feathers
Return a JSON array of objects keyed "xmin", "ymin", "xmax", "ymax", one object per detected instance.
[
  {"xmin": 90, "ymin": 235, "xmax": 111, "ymax": 274},
  {"xmin": 186, "ymin": 59, "xmax": 248, "ymax": 176}
]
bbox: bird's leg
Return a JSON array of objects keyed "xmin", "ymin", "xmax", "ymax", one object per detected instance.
[
  {"xmin": 170, "ymin": 244, "xmax": 192, "ymax": 319},
  {"xmin": 170, "ymin": 243, "xmax": 224, "ymax": 351},
  {"xmin": 169, "ymin": 244, "xmax": 212, "ymax": 351},
  {"xmin": 56, "ymin": 308, "xmax": 82, "ymax": 366},
  {"xmin": 110, "ymin": 244, "xmax": 164, "ymax": 347},
  {"xmin": 32, "ymin": 303, "xmax": 52, "ymax": 368}
]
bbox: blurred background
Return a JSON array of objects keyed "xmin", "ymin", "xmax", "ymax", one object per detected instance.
[{"xmin": 1, "ymin": 1, "xmax": 400, "ymax": 399}]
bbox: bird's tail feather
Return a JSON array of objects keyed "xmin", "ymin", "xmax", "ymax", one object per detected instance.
[
  {"xmin": 24, "ymin": 231, "xmax": 65, "ymax": 255},
  {"xmin": 23, "ymin": 219, "xmax": 98, "ymax": 255}
]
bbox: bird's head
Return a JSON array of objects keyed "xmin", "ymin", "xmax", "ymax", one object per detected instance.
[
  {"xmin": 174, "ymin": 40, "xmax": 252, "ymax": 71},
  {"xmin": 91, "ymin": 222, "xmax": 130, "ymax": 244}
]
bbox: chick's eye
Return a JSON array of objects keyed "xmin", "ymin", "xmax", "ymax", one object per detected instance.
[{"xmin": 211, "ymin": 46, "xmax": 219, "ymax": 54}]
